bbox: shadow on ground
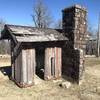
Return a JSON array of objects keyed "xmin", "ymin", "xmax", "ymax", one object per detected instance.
[{"xmin": 0, "ymin": 66, "xmax": 12, "ymax": 79}]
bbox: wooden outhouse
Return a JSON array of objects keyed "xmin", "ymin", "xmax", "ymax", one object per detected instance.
[{"xmin": 1, "ymin": 24, "xmax": 67, "ymax": 87}]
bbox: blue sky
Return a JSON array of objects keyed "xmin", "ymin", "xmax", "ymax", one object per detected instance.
[{"xmin": 0, "ymin": 0, "xmax": 100, "ymax": 30}]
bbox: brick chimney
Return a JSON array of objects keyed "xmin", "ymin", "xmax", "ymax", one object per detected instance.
[{"xmin": 62, "ymin": 4, "xmax": 87, "ymax": 49}]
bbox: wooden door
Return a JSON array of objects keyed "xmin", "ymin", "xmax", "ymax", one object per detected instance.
[{"xmin": 22, "ymin": 48, "xmax": 35, "ymax": 85}]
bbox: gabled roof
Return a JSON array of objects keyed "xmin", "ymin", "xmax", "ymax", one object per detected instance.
[{"xmin": 1, "ymin": 24, "xmax": 67, "ymax": 43}]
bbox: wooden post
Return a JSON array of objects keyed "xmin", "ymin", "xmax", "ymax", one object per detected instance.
[{"xmin": 97, "ymin": 13, "xmax": 100, "ymax": 57}]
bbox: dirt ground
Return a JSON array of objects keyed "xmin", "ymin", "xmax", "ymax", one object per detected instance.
[{"xmin": 0, "ymin": 56, "xmax": 100, "ymax": 100}]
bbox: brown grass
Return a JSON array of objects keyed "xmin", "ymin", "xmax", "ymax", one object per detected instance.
[
  {"xmin": 85, "ymin": 57, "xmax": 100, "ymax": 67},
  {"xmin": 0, "ymin": 56, "xmax": 11, "ymax": 67},
  {"xmin": 0, "ymin": 56, "xmax": 100, "ymax": 100}
]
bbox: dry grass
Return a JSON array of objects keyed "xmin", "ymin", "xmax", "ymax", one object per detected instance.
[
  {"xmin": 0, "ymin": 56, "xmax": 100, "ymax": 100},
  {"xmin": 0, "ymin": 55, "xmax": 11, "ymax": 67},
  {"xmin": 0, "ymin": 80, "xmax": 80, "ymax": 100},
  {"xmin": 78, "ymin": 57, "xmax": 100, "ymax": 100},
  {"xmin": 85, "ymin": 57, "xmax": 100, "ymax": 67}
]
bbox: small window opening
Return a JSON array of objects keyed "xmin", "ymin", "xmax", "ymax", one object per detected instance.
[{"xmin": 51, "ymin": 57, "xmax": 55, "ymax": 76}]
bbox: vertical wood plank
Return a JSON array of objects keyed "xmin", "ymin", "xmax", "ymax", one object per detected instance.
[
  {"xmin": 27, "ymin": 49, "xmax": 29, "ymax": 83},
  {"xmin": 11, "ymin": 40, "xmax": 14, "ymax": 79},
  {"xmin": 58, "ymin": 48, "xmax": 62, "ymax": 77},
  {"xmin": 27, "ymin": 49, "xmax": 34, "ymax": 84},
  {"xmin": 17, "ymin": 51, "xmax": 22, "ymax": 83},
  {"xmin": 22, "ymin": 49, "xmax": 27, "ymax": 83},
  {"xmin": 30, "ymin": 49, "xmax": 33, "ymax": 83},
  {"xmin": 15, "ymin": 57, "xmax": 17, "ymax": 80},
  {"xmin": 17, "ymin": 53, "xmax": 20, "ymax": 82},
  {"xmin": 44, "ymin": 48, "xmax": 48, "ymax": 79},
  {"xmin": 45, "ymin": 48, "xmax": 51, "ymax": 80},
  {"xmin": 33, "ymin": 49, "xmax": 35, "ymax": 79},
  {"xmin": 55, "ymin": 47, "xmax": 58, "ymax": 78},
  {"xmin": 19, "ymin": 51, "xmax": 22, "ymax": 82}
]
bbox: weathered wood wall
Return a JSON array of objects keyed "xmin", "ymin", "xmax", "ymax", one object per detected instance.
[
  {"xmin": 11, "ymin": 41, "xmax": 62, "ymax": 87},
  {"xmin": 11, "ymin": 40, "xmax": 15, "ymax": 80},
  {"xmin": 11, "ymin": 42, "xmax": 36, "ymax": 87},
  {"xmin": 14, "ymin": 50, "xmax": 22, "ymax": 83},
  {"xmin": 21, "ymin": 48, "xmax": 35, "ymax": 86},
  {"xmin": 45, "ymin": 47, "xmax": 62, "ymax": 80}
]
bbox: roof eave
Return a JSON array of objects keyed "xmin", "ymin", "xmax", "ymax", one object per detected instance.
[{"xmin": 1, "ymin": 25, "xmax": 18, "ymax": 44}]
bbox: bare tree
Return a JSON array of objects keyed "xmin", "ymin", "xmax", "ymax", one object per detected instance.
[
  {"xmin": 32, "ymin": 0, "xmax": 53, "ymax": 28},
  {"xmin": 87, "ymin": 19, "xmax": 98, "ymax": 38},
  {"xmin": 87, "ymin": 19, "xmax": 94, "ymax": 36},
  {"xmin": 0, "ymin": 18, "xmax": 10, "ymax": 54},
  {"xmin": 0, "ymin": 18, "xmax": 5, "ymax": 37},
  {"xmin": 54, "ymin": 19, "xmax": 62, "ymax": 29}
]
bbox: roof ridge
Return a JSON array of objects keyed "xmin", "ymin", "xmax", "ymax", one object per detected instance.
[
  {"xmin": 5, "ymin": 24, "xmax": 57, "ymax": 30},
  {"xmin": 5, "ymin": 24, "xmax": 34, "ymax": 28}
]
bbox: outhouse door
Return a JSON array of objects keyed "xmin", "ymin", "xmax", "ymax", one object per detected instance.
[{"xmin": 44, "ymin": 47, "xmax": 62, "ymax": 80}]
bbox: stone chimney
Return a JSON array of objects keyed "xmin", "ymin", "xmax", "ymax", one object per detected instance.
[
  {"xmin": 62, "ymin": 4, "xmax": 87, "ymax": 49},
  {"xmin": 62, "ymin": 5, "xmax": 87, "ymax": 83}
]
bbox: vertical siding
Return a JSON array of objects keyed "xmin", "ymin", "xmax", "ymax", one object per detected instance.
[
  {"xmin": 13, "ymin": 43, "xmax": 22, "ymax": 83},
  {"xmin": 45, "ymin": 48, "xmax": 49, "ymax": 79},
  {"xmin": 11, "ymin": 56, "xmax": 14, "ymax": 79},
  {"xmin": 55, "ymin": 47, "xmax": 62, "ymax": 78},
  {"xmin": 49, "ymin": 48, "xmax": 52, "ymax": 77},
  {"xmin": 55, "ymin": 47, "xmax": 58, "ymax": 78},
  {"xmin": 44, "ymin": 47, "xmax": 62, "ymax": 80},
  {"xmin": 27, "ymin": 49, "xmax": 35, "ymax": 84},
  {"xmin": 44, "ymin": 48, "xmax": 47, "ymax": 79},
  {"xmin": 11, "ymin": 40, "xmax": 14, "ymax": 79},
  {"xmin": 17, "ymin": 51, "xmax": 22, "ymax": 82},
  {"xmin": 22, "ymin": 48, "xmax": 35, "ymax": 85},
  {"xmin": 14, "ymin": 44, "xmax": 62, "ymax": 85},
  {"xmin": 15, "ymin": 56, "xmax": 17, "ymax": 81},
  {"xmin": 32, "ymin": 49, "xmax": 36, "ymax": 78},
  {"xmin": 27, "ymin": 50, "xmax": 31, "ymax": 83},
  {"xmin": 57, "ymin": 48, "xmax": 62, "ymax": 77},
  {"xmin": 22, "ymin": 49, "xmax": 27, "ymax": 83},
  {"xmin": 14, "ymin": 49, "xmax": 22, "ymax": 83}
]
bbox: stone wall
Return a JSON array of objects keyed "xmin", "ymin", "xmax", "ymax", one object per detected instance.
[{"xmin": 62, "ymin": 5, "xmax": 88, "ymax": 83}]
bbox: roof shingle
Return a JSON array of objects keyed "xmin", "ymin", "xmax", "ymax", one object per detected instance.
[{"xmin": 3, "ymin": 24, "xmax": 67, "ymax": 42}]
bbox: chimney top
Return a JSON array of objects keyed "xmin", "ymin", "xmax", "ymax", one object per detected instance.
[{"xmin": 62, "ymin": 4, "xmax": 87, "ymax": 12}]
